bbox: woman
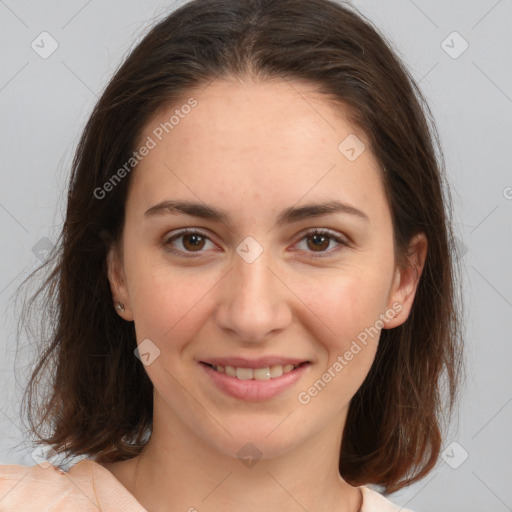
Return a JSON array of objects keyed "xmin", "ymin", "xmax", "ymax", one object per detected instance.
[{"xmin": 0, "ymin": 0, "xmax": 463, "ymax": 510}]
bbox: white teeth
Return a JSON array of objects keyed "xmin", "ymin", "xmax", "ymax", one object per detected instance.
[
  {"xmin": 269, "ymin": 365, "xmax": 283, "ymax": 378},
  {"xmin": 225, "ymin": 366, "xmax": 236, "ymax": 377},
  {"xmin": 210, "ymin": 363, "xmax": 302, "ymax": 380},
  {"xmin": 253, "ymin": 367, "xmax": 271, "ymax": 380},
  {"xmin": 236, "ymin": 367, "xmax": 254, "ymax": 380}
]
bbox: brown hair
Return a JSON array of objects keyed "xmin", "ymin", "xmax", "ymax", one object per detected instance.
[{"xmin": 18, "ymin": 0, "xmax": 464, "ymax": 493}]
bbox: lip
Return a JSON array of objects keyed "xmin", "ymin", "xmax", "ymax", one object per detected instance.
[
  {"xmin": 199, "ymin": 360, "xmax": 311, "ymax": 401},
  {"xmin": 200, "ymin": 356, "xmax": 310, "ymax": 369}
]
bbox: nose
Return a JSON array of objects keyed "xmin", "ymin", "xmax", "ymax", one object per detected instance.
[{"xmin": 214, "ymin": 245, "xmax": 292, "ymax": 343}]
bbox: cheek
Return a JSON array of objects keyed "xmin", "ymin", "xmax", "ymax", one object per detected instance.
[
  {"xmin": 124, "ymin": 250, "xmax": 217, "ymax": 348},
  {"xmin": 293, "ymin": 274, "xmax": 386, "ymax": 411},
  {"xmin": 295, "ymin": 265, "xmax": 392, "ymax": 347}
]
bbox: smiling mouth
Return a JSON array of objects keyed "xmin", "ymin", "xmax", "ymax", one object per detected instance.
[{"xmin": 201, "ymin": 362, "xmax": 310, "ymax": 381}]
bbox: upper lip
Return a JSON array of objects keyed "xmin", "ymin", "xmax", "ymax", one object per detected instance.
[{"xmin": 200, "ymin": 357, "xmax": 310, "ymax": 369}]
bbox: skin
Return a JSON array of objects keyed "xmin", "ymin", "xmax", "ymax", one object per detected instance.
[{"xmin": 104, "ymin": 76, "xmax": 427, "ymax": 512}]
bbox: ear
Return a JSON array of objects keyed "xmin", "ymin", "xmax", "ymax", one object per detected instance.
[
  {"xmin": 383, "ymin": 232, "xmax": 427, "ymax": 329},
  {"xmin": 106, "ymin": 243, "xmax": 134, "ymax": 321}
]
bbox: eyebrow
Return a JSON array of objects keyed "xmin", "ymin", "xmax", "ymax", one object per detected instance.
[{"xmin": 144, "ymin": 199, "xmax": 369, "ymax": 227}]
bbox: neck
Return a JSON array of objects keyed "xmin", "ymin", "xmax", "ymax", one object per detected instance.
[{"xmin": 102, "ymin": 395, "xmax": 362, "ymax": 512}]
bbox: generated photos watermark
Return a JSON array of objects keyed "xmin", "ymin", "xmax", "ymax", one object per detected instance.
[
  {"xmin": 93, "ymin": 97, "xmax": 198, "ymax": 200},
  {"xmin": 297, "ymin": 301, "xmax": 402, "ymax": 405}
]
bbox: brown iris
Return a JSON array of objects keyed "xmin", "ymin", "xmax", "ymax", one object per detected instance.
[
  {"xmin": 307, "ymin": 233, "xmax": 330, "ymax": 252},
  {"xmin": 182, "ymin": 233, "xmax": 206, "ymax": 252}
]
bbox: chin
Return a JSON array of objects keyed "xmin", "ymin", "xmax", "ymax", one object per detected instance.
[{"xmin": 196, "ymin": 418, "xmax": 309, "ymax": 463}]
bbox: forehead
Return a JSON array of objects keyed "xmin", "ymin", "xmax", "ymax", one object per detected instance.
[
  {"xmin": 144, "ymin": 77, "xmax": 361, "ymax": 160},
  {"xmin": 127, "ymin": 77, "xmax": 388, "ymax": 225}
]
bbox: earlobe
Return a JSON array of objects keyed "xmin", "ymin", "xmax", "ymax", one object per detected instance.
[
  {"xmin": 106, "ymin": 245, "xmax": 133, "ymax": 321},
  {"xmin": 383, "ymin": 232, "xmax": 427, "ymax": 329}
]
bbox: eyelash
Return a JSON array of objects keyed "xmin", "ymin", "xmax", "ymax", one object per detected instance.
[{"xmin": 162, "ymin": 228, "xmax": 348, "ymax": 259}]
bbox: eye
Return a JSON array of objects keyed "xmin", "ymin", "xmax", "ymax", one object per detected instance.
[
  {"xmin": 162, "ymin": 227, "xmax": 348, "ymax": 259},
  {"xmin": 294, "ymin": 228, "xmax": 348, "ymax": 257},
  {"xmin": 163, "ymin": 229, "xmax": 217, "ymax": 258}
]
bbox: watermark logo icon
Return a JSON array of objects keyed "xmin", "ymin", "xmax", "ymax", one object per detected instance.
[
  {"xmin": 441, "ymin": 31, "xmax": 469, "ymax": 59},
  {"xmin": 236, "ymin": 236, "xmax": 263, "ymax": 264},
  {"xmin": 441, "ymin": 441, "xmax": 469, "ymax": 469},
  {"xmin": 453, "ymin": 237, "xmax": 468, "ymax": 261},
  {"xmin": 32, "ymin": 237, "xmax": 54, "ymax": 262},
  {"xmin": 338, "ymin": 134, "xmax": 366, "ymax": 162},
  {"xmin": 134, "ymin": 338, "xmax": 161, "ymax": 366},
  {"xmin": 236, "ymin": 442, "xmax": 262, "ymax": 468},
  {"xmin": 31, "ymin": 444, "xmax": 59, "ymax": 468},
  {"xmin": 31, "ymin": 32, "xmax": 59, "ymax": 59}
]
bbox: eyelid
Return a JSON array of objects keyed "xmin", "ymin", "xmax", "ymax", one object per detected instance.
[{"xmin": 295, "ymin": 226, "xmax": 349, "ymax": 244}]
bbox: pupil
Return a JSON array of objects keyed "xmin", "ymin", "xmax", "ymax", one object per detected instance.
[
  {"xmin": 184, "ymin": 234, "xmax": 204, "ymax": 250},
  {"xmin": 309, "ymin": 234, "xmax": 328, "ymax": 251}
]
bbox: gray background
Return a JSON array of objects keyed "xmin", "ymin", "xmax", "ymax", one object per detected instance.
[{"xmin": 1, "ymin": 0, "xmax": 511, "ymax": 510}]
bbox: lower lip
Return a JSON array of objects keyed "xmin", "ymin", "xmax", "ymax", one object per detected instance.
[{"xmin": 200, "ymin": 362, "xmax": 310, "ymax": 401}]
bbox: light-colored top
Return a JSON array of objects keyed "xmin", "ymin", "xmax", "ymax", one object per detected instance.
[{"xmin": 0, "ymin": 460, "xmax": 413, "ymax": 511}]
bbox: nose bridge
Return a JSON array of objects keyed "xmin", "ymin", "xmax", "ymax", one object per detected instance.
[{"xmin": 215, "ymin": 241, "xmax": 291, "ymax": 342}]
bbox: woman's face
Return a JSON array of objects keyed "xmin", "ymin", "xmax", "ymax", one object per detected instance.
[{"xmin": 108, "ymin": 77, "xmax": 423, "ymax": 459}]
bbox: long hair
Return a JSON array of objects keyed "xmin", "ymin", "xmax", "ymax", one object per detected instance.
[{"xmin": 18, "ymin": 0, "xmax": 464, "ymax": 493}]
